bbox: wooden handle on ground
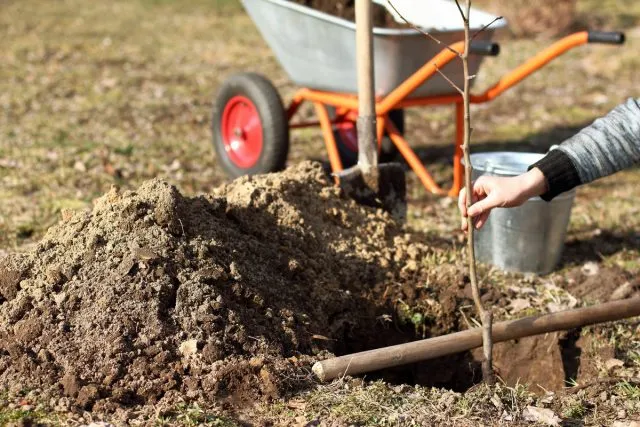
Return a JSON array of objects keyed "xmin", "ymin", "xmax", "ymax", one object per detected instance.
[
  {"xmin": 355, "ymin": 0, "xmax": 377, "ymax": 169},
  {"xmin": 312, "ymin": 297, "xmax": 640, "ymax": 382}
]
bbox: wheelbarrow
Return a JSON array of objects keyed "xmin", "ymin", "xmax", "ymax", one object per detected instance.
[{"xmin": 211, "ymin": 0, "xmax": 625, "ymax": 197}]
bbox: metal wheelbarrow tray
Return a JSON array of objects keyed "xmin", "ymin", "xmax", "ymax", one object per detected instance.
[
  {"xmin": 241, "ymin": 0, "xmax": 503, "ymax": 98},
  {"xmin": 211, "ymin": 0, "xmax": 625, "ymax": 197}
]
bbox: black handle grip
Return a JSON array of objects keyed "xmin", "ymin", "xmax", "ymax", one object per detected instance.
[
  {"xmin": 588, "ymin": 31, "xmax": 625, "ymax": 44},
  {"xmin": 469, "ymin": 41, "xmax": 500, "ymax": 56}
]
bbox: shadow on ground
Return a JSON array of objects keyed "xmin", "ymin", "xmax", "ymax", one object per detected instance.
[{"xmin": 560, "ymin": 230, "xmax": 640, "ymax": 267}]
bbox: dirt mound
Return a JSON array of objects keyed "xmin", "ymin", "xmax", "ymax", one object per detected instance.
[
  {"xmin": 0, "ymin": 161, "xmax": 461, "ymax": 413},
  {"xmin": 291, "ymin": 0, "xmax": 407, "ymax": 29}
]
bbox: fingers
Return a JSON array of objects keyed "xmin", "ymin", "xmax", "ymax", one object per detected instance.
[
  {"xmin": 473, "ymin": 210, "xmax": 491, "ymax": 230},
  {"xmin": 467, "ymin": 192, "xmax": 498, "ymax": 218},
  {"xmin": 457, "ymin": 187, "xmax": 467, "ymax": 217},
  {"xmin": 458, "ymin": 188, "xmax": 468, "ymax": 231}
]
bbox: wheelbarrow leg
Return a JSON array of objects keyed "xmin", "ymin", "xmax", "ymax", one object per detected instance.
[
  {"xmin": 314, "ymin": 102, "xmax": 344, "ymax": 182},
  {"xmin": 449, "ymin": 102, "xmax": 465, "ymax": 197},
  {"xmin": 385, "ymin": 120, "xmax": 446, "ymax": 196}
]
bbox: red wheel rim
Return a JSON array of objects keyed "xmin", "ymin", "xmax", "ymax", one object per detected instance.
[{"xmin": 221, "ymin": 95, "xmax": 263, "ymax": 169}]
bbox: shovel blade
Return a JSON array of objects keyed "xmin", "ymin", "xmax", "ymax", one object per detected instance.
[{"xmin": 337, "ymin": 162, "xmax": 406, "ymax": 220}]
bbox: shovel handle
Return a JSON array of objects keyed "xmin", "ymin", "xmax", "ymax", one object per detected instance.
[{"xmin": 355, "ymin": 0, "xmax": 377, "ymax": 169}]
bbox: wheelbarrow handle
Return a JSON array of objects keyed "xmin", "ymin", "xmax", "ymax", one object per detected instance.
[
  {"xmin": 469, "ymin": 41, "xmax": 500, "ymax": 56},
  {"xmin": 587, "ymin": 31, "xmax": 625, "ymax": 44}
]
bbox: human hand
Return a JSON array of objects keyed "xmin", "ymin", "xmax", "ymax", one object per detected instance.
[{"xmin": 458, "ymin": 167, "xmax": 547, "ymax": 232}]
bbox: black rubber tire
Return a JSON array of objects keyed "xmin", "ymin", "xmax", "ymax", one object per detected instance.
[
  {"xmin": 327, "ymin": 107, "xmax": 405, "ymax": 168},
  {"xmin": 212, "ymin": 72, "xmax": 289, "ymax": 178}
]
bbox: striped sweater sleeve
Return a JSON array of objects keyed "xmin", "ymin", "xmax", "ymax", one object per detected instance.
[{"xmin": 529, "ymin": 98, "xmax": 640, "ymax": 201}]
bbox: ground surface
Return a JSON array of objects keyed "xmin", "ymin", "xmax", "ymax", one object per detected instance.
[{"xmin": 1, "ymin": 0, "xmax": 640, "ymax": 425}]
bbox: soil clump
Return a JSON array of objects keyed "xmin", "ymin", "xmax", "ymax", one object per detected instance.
[
  {"xmin": 291, "ymin": 0, "xmax": 407, "ymax": 28},
  {"xmin": 0, "ymin": 161, "xmax": 463, "ymax": 413}
]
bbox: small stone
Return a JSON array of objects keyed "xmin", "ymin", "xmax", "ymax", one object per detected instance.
[
  {"xmin": 229, "ymin": 262, "xmax": 241, "ymax": 280},
  {"xmin": 0, "ymin": 266, "xmax": 22, "ymax": 301},
  {"xmin": 178, "ymin": 339, "xmax": 198, "ymax": 357},
  {"xmin": 54, "ymin": 292, "xmax": 67, "ymax": 305},
  {"xmin": 582, "ymin": 262, "xmax": 599, "ymax": 276},
  {"xmin": 249, "ymin": 357, "xmax": 264, "ymax": 368},
  {"xmin": 132, "ymin": 246, "xmax": 158, "ymax": 262},
  {"xmin": 617, "ymin": 409, "xmax": 627, "ymax": 419},
  {"xmin": 77, "ymin": 385, "xmax": 100, "ymax": 408}
]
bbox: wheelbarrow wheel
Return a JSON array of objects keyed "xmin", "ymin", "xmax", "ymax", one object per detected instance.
[
  {"xmin": 328, "ymin": 107, "xmax": 404, "ymax": 168},
  {"xmin": 212, "ymin": 72, "xmax": 289, "ymax": 178}
]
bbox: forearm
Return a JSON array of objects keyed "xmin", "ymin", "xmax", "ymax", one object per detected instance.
[{"xmin": 530, "ymin": 98, "xmax": 640, "ymax": 201}]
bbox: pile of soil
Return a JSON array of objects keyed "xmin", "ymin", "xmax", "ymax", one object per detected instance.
[
  {"xmin": 291, "ymin": 0, "xmax": 408, "ymax": 29},
  {"xmin": 0, "ymin": 161, "xmax": 464, "ymax": 413}
]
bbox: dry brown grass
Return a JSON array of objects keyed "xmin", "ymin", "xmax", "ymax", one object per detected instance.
[{"xmin": 476, "ymin": 0, "xmax": 577, "ymax": 38}]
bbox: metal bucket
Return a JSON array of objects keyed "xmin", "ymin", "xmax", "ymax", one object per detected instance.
[{"xmin": 470, "ymin": 152, "xmax": 576, "ymax": 275}]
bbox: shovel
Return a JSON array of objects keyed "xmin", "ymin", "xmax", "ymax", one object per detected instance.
[{"xmin": 337, "ymin": 0, "xmax": 406, "ymax": 219}]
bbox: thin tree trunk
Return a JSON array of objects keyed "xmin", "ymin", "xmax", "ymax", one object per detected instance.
[{"xmin": 458, "ymin": 0, "xmax": 494, "ymax": 385}]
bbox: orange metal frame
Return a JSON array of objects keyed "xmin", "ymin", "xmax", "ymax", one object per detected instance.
[{"xmin": 286, "ymin": 31, "xmax": 592, "ymax": 197}]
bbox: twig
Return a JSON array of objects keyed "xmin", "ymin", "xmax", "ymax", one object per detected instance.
[
  {"xmin": 471, "ymin": 16, "xmax": 503, "ymax": 41},
  {"xmin": 434, "ymin": 63, "xmax": 463, "ymax": 95},
  {"xmin": 454, "ymin": 0, "xmax": 467, "ymax": 21},
  {"xmin": 386, "ymin": 1, "xmax": 462, "ymax": 57}
]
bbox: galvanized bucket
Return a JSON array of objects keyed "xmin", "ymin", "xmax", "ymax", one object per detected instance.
[{"xmin": 470, "ymin": 151, "xmax": 576, "ymax": 275}]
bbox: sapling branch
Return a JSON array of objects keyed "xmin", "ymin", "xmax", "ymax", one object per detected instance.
[
  {"xmin": 471, "ymin": 16, "xmax": 503, "ymax": 41},
  {"xmin": 434, "ymin": 63, "xmax": 464, "ymax": 95},
  {"xmin": 454, "ymin": 0, "xmax": 466, "ymax": 21}
]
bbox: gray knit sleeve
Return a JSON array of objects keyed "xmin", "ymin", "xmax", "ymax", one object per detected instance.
[{"xmin": 556, "ymin": 98, "xmax": 640, "ymax": 184}]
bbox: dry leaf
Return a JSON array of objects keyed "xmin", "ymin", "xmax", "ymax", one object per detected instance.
[
  {"xmin": 610, "ymin": 282, "xmax": 634, "ymax": 301},
  {"xmin": 540, "ymin": 392, "xmax": 555, "ymax": 404},
  {"xmin": 604, "ymin": 358, "xmax": 624, "ymax": 371},
  {"xmin": 522, "ymin": 406, "xmax": 561, "ymax": 426},
  {"xmin": 287, "ymin": 399, "xmax": 307, "ymax": 410},
  {"xmin": 547, "ymin": 302, "xmax": 566, "ymax": 313},
  {"xmin": 612, "ymin": 422, "xmax": 640, "ymax": 427},
  {"xmin": 508, "ymin": 298, "xmax": 531, "ymax": 314}
]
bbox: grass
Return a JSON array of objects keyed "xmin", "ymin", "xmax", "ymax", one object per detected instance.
[
  {"xmin": 2, "ymin": 0, "xmax": 640, "ymax": 425},
  {"xmin": 155, "ymin": 404, "xmax": 239, "ymax": 426},
  {"xmin": 0, "ymin": 392, "xmax": 63, "ymax": 426}
]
